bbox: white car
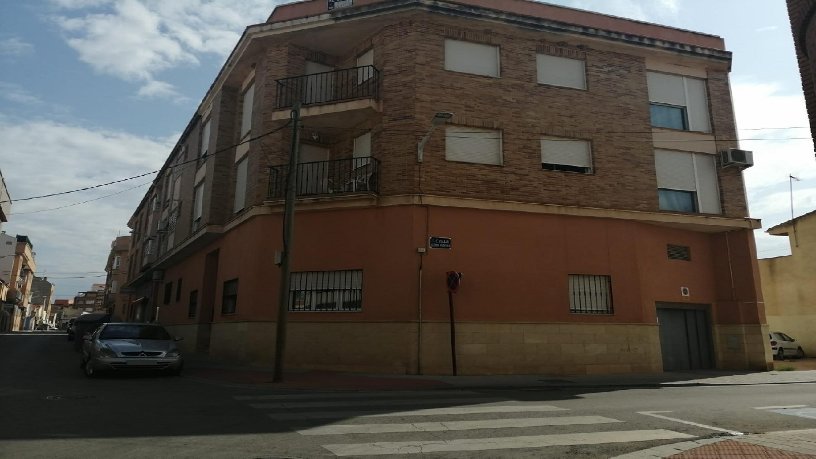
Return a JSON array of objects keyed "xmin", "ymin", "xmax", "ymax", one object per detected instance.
[{"xmin": 770, "ymin": 332, "xmax": 805, "ymax": 360}]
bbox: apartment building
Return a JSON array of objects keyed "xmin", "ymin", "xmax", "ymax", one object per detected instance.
[
  {"xmin": 0, "ymin": 234, "xmax": 36, "ymax": 332},
  {"xmin": 0, "ymin": 169, "xmax": 9, "ymax": 232},
  {"xmin": 125, "ymin": 0, "xmax": 768, "ymax": 375},
  {"xmin": 72, "ymin": 285, "xmax": 105, "ymax": 314},
  {"xmin": 29, "ymin": 276, "xmax": 55, "ymax": 329},
  {"xmin": 788, "ymin": 0, "xmax": 816, "ymax": 153},
  {"xmin": 103, "ymin": 236, "xmax": 131, "ymax": 320}
]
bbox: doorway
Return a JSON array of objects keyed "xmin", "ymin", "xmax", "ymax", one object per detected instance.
[
  {"xmin": 196, "ymin": 249, "xmax": 220, "ymax": 353},
  {"xmin": 657, "ymin": 304, "xmax": 714, "ymax": 371}
]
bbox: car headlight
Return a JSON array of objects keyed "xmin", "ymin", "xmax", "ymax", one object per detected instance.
[
  {"xmin": 98, "ymin": 346, "xmax": 117, "ymax": 358},
  {"xmin": 165, "ymin": 350, "xmax": 180, "ymax": 358}
]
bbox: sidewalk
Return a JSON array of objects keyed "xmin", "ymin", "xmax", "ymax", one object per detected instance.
[
  {"xmin": 614, "ymin": 429, "xmax": 816, "ymax": 458},
  {"xmin": 183, "ymin": 353, "xmax": 816, "ymax": 391}
]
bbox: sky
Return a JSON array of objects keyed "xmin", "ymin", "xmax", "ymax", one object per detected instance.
[{"xmin": 0, "ymin": 0, "xmax": 814, "ymax": 299}]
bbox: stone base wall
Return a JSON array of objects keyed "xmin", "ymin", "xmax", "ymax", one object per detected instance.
[{"xmin": 714, "ymin": 324, "xmax": 772, "ymax": 371}]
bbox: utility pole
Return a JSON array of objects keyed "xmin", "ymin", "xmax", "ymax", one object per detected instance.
[{"xmin": 273, "ymin": 102, "xmax": 301, "ymax": 383}]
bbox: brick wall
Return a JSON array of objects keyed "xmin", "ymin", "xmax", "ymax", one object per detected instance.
[{"xmin": 787, "ymin": 0, "xmax": 816, "ymax": 154}]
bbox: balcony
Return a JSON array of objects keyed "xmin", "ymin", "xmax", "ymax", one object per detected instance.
[
  {"xmin": 268, "ymin": 157, "xmax": 380, "ymax": 199},
  {"xmin": 272, "ymin": 66, "xmax": 381, "ymax": 128}
]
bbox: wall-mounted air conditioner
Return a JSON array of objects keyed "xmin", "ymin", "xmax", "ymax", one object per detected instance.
[{"xmin": 720, "ymin": 148, "xmax": 754, "ymax": 169}]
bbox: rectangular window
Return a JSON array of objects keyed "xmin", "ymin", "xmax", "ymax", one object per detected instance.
[
  {"xmin": 200, "ymin": 118, "xmax": 211, "ymax": 158},
  {"xmin": 288, "ymin": 270, "xmax": 362, "ymax": 312},
  {"xmin": 655, "ymin": 150, "xmax": 720, "ymax": 214},
  {"xmin": 353, "ymin": 131, "xmax": 372, "ymax": 167},
  {"xmin": 536, "ymin": 54, "xmax": 586, "ymax": 89},
  {"xmin": 163, "ymin": 282, "xmax": 172, "ymax": 305},
  {"xmin": 221, "ymin": 279, "xmax": 238, "ymax": 314},
  {"xmin": 188, "ymin": 290, "xmax": 198, "ymax": 318},
  {"xmin": 112, "ymin": 255, "xmax": 121, "ymax": 270},
  {"xmin": 569, "ymin": 274, "xmax": 613, "ymax": 314},
  {"xmin": 110, "ymin": 280, "xmax": 118, "ymax": 294},
  {"xmin": 540, "ymin": 137, "xmax": 592, "ymax": 173},
  {"xmin": 445, "ymin": 126, "xmax": 502, "ymax": 165},
  {"xmin": 647, "ymin": 72, "xmax": 710, "ymax": 132},
  {"xmin": 175, "ymin": 278, "xmax": 182, "ymax": 302},
  {"xmin": 192, "ymin": 183, "xmax": 204, "ymax": 230},
  {"xmin": 240, "ymin": 82, "xmax": 254, "ymax": 139},
  {"xmin": 444, "ymin": 39, "xmax": 500, "ymax": 77},
  {"xmin": 233, "ymin": 158, "xmax": 248, "ymax": 213}
]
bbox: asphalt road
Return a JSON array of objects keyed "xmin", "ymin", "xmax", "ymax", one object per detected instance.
[{"xmin": 1, "ymin": 332, "xmax": 815, "ymax": 458}]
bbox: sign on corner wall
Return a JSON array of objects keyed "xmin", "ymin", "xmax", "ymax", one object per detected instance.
[{"xmin": 328, "ymin": 0, "xmax": 353, "ymax": 11}]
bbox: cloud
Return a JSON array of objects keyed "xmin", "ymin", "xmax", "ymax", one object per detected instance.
[
  {"xmin": 136, "ymin": 80, "xmax": 189, "ymax": 103},
  {"xmin": 51, "ymin": 0, "xmax": 286, "ymax": 98},
  {"xmin": 0, "ymin": 117, "xmax": 173, "ymax": 297},
  {"xmin": 0, "ymin": 37, "xmax": 34, "ymax": 56},
  {"xmin": 0, "ymin": 82, "xmax": 44, "ymax": 106},
  {"xmin": 755, "ymin": 25, "xmax": 779, "ymax": 33}
]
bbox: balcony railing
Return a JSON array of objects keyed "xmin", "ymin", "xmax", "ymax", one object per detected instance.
[
  {"xmin": 268, "ymin": 157, "xmax": 380, "ymax": 199},
  {"xmin": 275, "ymin": 66, "xmax": 380, "ymax": 109}
]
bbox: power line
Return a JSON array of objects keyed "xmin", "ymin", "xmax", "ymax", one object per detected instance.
[
  {"xmin": 2, "ymin": 120, "xmax": 293, "ymax": 205},
  {"xmin": 13, "ymin": 181, "xmax": 153, "ymax": 215}
]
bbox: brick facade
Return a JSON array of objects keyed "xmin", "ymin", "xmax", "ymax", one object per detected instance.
[{"xmin": 787, "ymin": 0, "xmax": 816, "ymax": 155}]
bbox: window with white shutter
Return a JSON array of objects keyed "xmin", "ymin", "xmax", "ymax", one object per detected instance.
[
  {"xmin": 445, "ymin": 126, "xmax": 502, "ymax": 165},
  {"xmin": 356, "ymin": 49, "xmax": 374, "ymax": 83},
  {"xmin": 200, "ymin": 118, "xmax": 211, "ymax": 158},
  {"xmin": 444, "ymin": 39, "xmax": 500, "ymax": 77},
  {"xmin": 240, "ymin": 82, "xmax": 254, "ymax": 139},
  {"xmin": 647, "ymin": 72, "xmax": 710, "ymax": 132},
  {"xmin": 233, "ymin": 157, "xmax": 248, "ymax": 213},
  {"xmin": 540, "ymin": 137, "xmax": 592, "ymax": 173},
  {"xmin": 536, "ymin": 54, "xmax": 586, "ymax": 89},
  {"xmin": 655, "ymin": 150, "xmax": 720, "ymax": 214}
]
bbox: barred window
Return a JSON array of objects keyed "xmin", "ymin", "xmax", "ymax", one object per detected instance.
[
  {"xmin": 667, "ymin": 244, "xmax": 691, "ymax": 261},
  {"xmin": 221, "ymin": 279, "xmax": 238, "ymax": 315},
  {"xmin": 569, "ymin": 274, "xmax": 613, "ymax": 314},
  {"xmin": 289, "ymin": 270, "xmax": 363, "ymax": 312},
  {"xmin": 188, "ymin": 290, "xmax": 198, "ymax": 319}
]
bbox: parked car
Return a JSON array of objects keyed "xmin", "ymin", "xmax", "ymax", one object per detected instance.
[
  {"xmin": 80, "ymin": 323, "xmax": 183, "ymax": 378},
  {"xmin": 66, "ymin": 318, "xmax": 76, "ymax": 340},
  {"xmin": 70, "ymin": 313, "xmax": 111, "ymax": 350},
  {"xmin": 770, "ymin": 332, "xmax": 805, "ymax": 360}
]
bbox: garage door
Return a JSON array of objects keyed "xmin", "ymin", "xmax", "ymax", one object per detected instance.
[{"xmin": 657, "ymin": 306, "xmax": 713, "ymax": 371}]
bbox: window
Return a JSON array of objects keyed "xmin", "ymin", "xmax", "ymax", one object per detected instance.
[
  {"xmin": 444, "ymin": 39, "xmax": 500, "ymax": 77},
  {"xmin": 188, "ymin": 290, "xmax": 198, "ymax": 318},
  {"xmin": 569, "ymin": 274, "xmax": 613, "ymax": 314},
  {"xmin": 536, "ymin": 54, "xmax": 586, "ymax": 89},
  {"xmin": 110, "ymin": 280, "xmax": 118, "ymax": 294},
  {"xmin": 647, "ymin": 72, "xmax": 710, "ymax": 132},
  {"xmin": 199, "ymin": 118, "xmax": 211, "ymax": 158},
  {"xmin": 221, "ymin": 279, "xmax": 238, "ymax": 314},
  {"xmin": 192, "ymin": 183, "xmax": 204, "ymax": 230},
  {"xmin": 289, "ymin": 270, "xmax": 362, "ymax": 312},
  {"xmin": 172, "ymin": 176, "xmax": 181, "ymax": 204},
  {"xmin": 356, "ymin": 48, "xmax": 374, "ymax": 83},
  {"xmin": 445, "ymin": 126, "xmax": 502, "ymax": 165},
  {"xmin": 112, "ymin": 255, "xmax": 121, "ymax": 270},
  {"xmin": 655, "ymin": 150, "xmax": 720, "ymax": 214},
  {"xmin": 163, "ymin": 282, "xmax": 172, "ymax": 305},
  {"xmin": 667, "ymin": 244, "xmax": 691, "ymax": 261},
  {"xmin": 353, "ymin": 131, "xmax": 372, "ymax": 167},
  {"xmin": 175, "ymin": 278, "xmax": 182, "ymax": 302},
  {"xmin": 540, "ymin": 137, "xmax": 592, "ymax": 173},
  {"xmin": 240, "ymin": 82, "xmax": 254, "ymax": 139},
  {"xmin": 233, "ymin": 158, "xmax": 248, "ymax": 213}
]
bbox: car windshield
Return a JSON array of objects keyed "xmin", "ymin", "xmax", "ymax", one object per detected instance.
[{"xmin": 99, "ymin": 325, "xmax": 172, "ymax": 341}]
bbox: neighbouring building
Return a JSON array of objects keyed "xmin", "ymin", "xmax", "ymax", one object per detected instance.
[
  {"xmin": 103, "ymin": 236, "xmax": 131, "ymax": 320},
  {"xmin": 30, "ymin": 276, "xmax": 55, "ymax": 329},
  {"xmin": 758, "ymin": 209, "xmax": 816, "ymax": 357},
  {"xmin": 124, "ymin": 0, "xmax": 769, "ymax": 375},
  {"xmin": 72, "ymin": 285, "xmax": 105, "ymax": 314},
  {"xmin": 0, "ymin": 234, "xmax": 36, "ymax": 332},
  {"xmin": 787, "ymin": 0, "xmax": 816, "ymax": 155},
  {"xmin": 0, "ymin": 169, "xmax": 9, "ymax": 232},
  {"xmin": 54, "ymin": 299, "xmax": 78, "ymax": 327}
]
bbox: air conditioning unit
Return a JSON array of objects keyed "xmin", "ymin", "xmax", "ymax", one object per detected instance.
[{"xmin": 720, "ymin": 148, "xmax": 754, "ymax": 169}]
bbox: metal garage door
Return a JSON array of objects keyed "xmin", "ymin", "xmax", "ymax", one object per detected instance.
[{"xmin": 657, "ymin": 305, "xmax": 713, "ymax": 371}]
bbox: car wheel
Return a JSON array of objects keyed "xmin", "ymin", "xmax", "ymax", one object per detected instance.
[
  {"xmin": 777, "ymin": 348, "xmax": 785, "ymax": 361},
  {"xmin": 797, "ymin": 347, "xmax": 806, "ymax": 359},
  {"xmin": 84, "ymin": 360, "xmax": 97, "ymax": 378}
]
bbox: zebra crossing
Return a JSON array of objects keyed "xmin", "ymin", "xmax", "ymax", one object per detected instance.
[{"xmin": 235, "ymin": 390, "xmax": 695, "ymax": 456}]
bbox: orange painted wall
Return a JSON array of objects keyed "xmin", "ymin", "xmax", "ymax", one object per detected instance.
[{"xmin": 159, "ymin": 205, "xmax": 763, "ymax": 328}]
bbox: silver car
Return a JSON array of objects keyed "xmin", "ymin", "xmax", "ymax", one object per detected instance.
[
  {"xmin": 80, "ymin": 323, "xmax": 184, "ymax": 377},
  {"xmin": 770, "ymin": 332, "xmax": 805, "ymax": 360}
]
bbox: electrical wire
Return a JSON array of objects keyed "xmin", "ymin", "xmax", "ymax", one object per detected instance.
[
  {"xmin": 2, "ymin": 120, "xmax": 293, "ymax": 205},
  {"xmin": 13, "ymin": 181, "xmax": 153, "ymax": 215}
]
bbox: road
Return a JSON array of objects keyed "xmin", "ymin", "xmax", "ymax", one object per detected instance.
[{"xmin": 1, "ymin": 332, "xmax": 815, "ymax": 458}]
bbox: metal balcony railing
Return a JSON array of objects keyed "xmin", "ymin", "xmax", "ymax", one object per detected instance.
[
  {"xmin": 268, "ymin": 157, "xmax": 380, "ymax": 199},
  {"xmin": 275, "ymin": 65, "xmax": 380, "ymax": 109}
]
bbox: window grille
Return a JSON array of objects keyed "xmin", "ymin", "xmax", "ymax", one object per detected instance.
[
  {"xmin": 569, "ymin": 274, "xmax": 613, "ymax": 314},
  {"xmin": 289, "ymin": 270, "xmax": 363, "ymax": 312}
]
